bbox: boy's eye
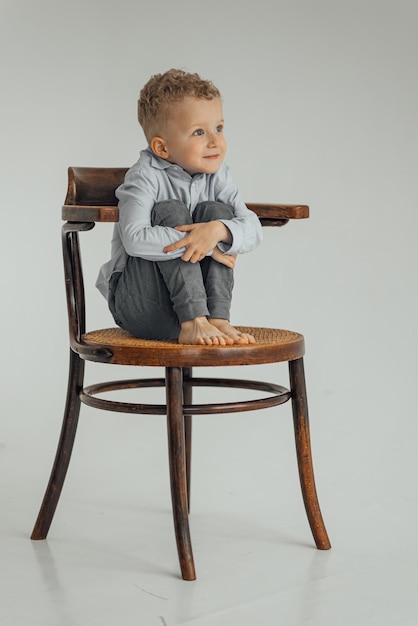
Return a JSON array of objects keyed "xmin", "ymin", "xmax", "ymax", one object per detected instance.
[
  {"xmin": 193, "ymin": 129, "xmax": 204, "ymax": 136},
  {"xmin": 216, "ymin": 125, "xmax": 223, "ymax": 133}
]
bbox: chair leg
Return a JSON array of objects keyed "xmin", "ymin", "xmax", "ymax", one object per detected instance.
[
  {"xmin": 182, "ymin": 367, "xmax": 193, "ymax": 512},
  {"xmin": 166, "ymin": 367, "xmax": 196, "ymax": 581},
  {"xmin": 31, "ymin": 349, "xmax": 85, "ymax": 540},
  {"xmin": 288, "ymin": 357, "xmax": 331, "ymax": 550}
]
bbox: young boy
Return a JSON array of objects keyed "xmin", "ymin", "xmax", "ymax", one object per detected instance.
[{"xmin": 96, "ymin": 69, "xmax": 263, "ymax": 345}]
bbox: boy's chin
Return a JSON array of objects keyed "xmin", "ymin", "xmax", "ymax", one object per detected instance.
[{"xmin": 199, "ymin": 162, "xmax": 223, "ymax": 175}]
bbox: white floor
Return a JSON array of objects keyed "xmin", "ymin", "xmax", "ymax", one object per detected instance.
[{"xmin": 2, "ymin": 379, "xmax": 418, "ymax": 626}]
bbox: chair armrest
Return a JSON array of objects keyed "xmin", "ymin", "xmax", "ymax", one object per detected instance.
[
  {"xmin": 62, "ymin": 205, "xmax": 119, "ymax": 222},
  {"xmin": 247, "ymin": 203, "xmax": 309, "ymax": 226},
  {"xmin": 62, "ymin": 203, "xmax": 309, "ymax": 225}
]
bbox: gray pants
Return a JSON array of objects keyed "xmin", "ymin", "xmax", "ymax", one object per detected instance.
[{"xmin": 109, "ymin": 200, "xmax": 235, "ymax": 340}]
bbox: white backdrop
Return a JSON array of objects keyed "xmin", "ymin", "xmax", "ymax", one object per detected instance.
[{"xmin": 1, "ymin": 0, "xmax": 418, "ymax": 620}]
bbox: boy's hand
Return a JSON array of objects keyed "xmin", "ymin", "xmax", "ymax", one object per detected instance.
[
  {"xmin": 211, "ymin": 246, "xmax": 237, "ymax": 269},
  {"xmin": 163, "ymin": 221, "xmax": 232, "ymax": 263}
]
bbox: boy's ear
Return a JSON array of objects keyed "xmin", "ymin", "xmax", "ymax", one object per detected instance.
[{"xmin": 150, "ymin": 136, "xmax": 169, "ymax": 159}]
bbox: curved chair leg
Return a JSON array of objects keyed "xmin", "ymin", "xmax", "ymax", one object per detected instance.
[
  {"xmin": 31, "ymin": 348, "xmax": 85, "ymax": 540},
  {"xmin": 166, "ymin": 367, "xmax": 196, "ymax": 581},
  {"xmin": 289, "ymin": 357, "xmax": 331, "ymax": 550},
  {"xmin": 182, "ymin": 367, "xmax": 193, "ymax": 512}
]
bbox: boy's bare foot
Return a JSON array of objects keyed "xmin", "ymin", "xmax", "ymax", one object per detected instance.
[
  {"xmin": 179, "ymin": 317, "xmax": 235, "ymax": 345},
  {"xmin": 208, "ymin": 319, "xmax": 256, "ymax": 344}
]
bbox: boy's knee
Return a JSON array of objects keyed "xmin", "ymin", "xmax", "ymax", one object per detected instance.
[
  {"xmin": 152, "ymin": 200, "xmax": 191, "ymax": 227},
  {"xmin": 194, "ymin": 201, "xmax": 234, "ymax": 222}
]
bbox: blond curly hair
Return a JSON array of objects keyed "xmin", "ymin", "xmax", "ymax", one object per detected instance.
[{"xmin": 138, "ymin": 69, "xmax": 221, "ymax": 142}]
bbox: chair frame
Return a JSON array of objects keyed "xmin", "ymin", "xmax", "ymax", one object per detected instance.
[{"xmin": 31, "ymin": 167, "xmax": 331, "ymax": 580}]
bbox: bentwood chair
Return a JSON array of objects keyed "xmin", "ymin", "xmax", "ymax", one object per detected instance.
[{"xmin": 31, "ymin": 167, "xmax": 331, "ymax": 580}]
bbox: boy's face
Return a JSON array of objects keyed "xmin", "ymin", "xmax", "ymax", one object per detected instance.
[{"xmin": 152, "ymin": 97, "xmax": 227, "ymax": 176}]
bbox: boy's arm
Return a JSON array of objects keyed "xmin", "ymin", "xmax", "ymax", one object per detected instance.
[
  {"xmin": 117, "ymin": 169, "xmax": 187, "ymax": 261},
  {"xmin": 214, "ymin": 164, "xmax": 263, "ymax": 255}
]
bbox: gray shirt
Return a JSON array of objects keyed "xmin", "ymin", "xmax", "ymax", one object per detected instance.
[{"xmin": 96, "ymin": 148, "xmax": 263, "ymax": 299}]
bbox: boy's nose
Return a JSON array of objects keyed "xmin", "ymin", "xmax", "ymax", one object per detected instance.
[{"xmin": 207, "ymin": 132, "xmax": 217, "ymax": 147}]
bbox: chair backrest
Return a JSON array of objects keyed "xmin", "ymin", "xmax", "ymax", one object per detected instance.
[
  {"xmin": 61, "ymin": 167, "xmax": 309, "ymax": 354},
  {"xmin": 62, "ymin": 167, "xmax": 309, "ymax": 225}
]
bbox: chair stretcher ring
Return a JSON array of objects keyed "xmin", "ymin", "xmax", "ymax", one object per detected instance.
[{"xmin": 80, "ymin": 377, "xmax": 292, "ymax": 415}]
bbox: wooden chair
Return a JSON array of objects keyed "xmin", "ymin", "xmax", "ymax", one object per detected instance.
[{"xmin": 31, "ymin": 167, "xmax": 331, "ymax": 580}]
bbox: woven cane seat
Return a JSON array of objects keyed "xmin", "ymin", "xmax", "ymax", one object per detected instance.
[{"xmin": 81, "ymin": 326, "xmax": 305, "ymax": 367}]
